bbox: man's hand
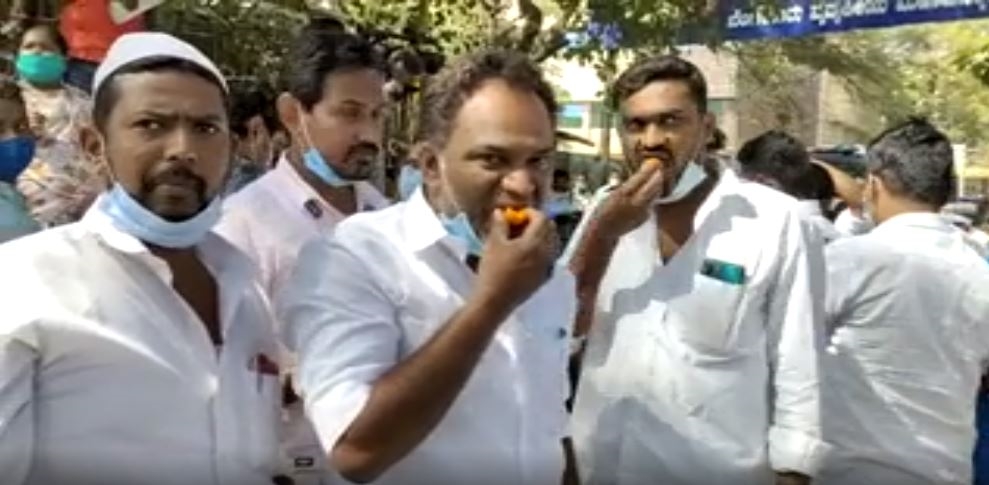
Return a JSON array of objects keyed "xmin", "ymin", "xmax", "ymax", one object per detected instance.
[
  {"xmin": 475, "ymin": 209, "xmax": 558, "ymax": 310},
  {"xmin": 595, "ymin": 158, "xmax": 665, "ymax": 237},
  {"xmin": 775, "ymin": 471, "xmax": 811, "ymax": 485},
  {"xmin": 813, "ymin": 159, "xmax": 862, "ymax": 210}
]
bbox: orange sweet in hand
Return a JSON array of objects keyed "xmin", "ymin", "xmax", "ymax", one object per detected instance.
[
  {"xmin": 503, "ymin": 207, "xmax": 530, "ymax": 227},
  {"xmin": 642, "ymin": 157, "xmax": 662, "ymax": 170}
]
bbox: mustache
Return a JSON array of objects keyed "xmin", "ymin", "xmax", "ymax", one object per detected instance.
[
  {"xmin": 639, "ymin": 146, "xmax": 674, "ymax": 163},
  {"xmin": 143, "ymin": 164, "xmax": 207, "ymax": 196},
  {"xmin": 345, "ymin": 142, "xmax": 380, "ymax": 161}
]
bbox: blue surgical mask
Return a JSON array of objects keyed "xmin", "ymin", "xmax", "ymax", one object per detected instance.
[
  {"xmin": 438, "ymin": 163, "xmax": 484, "ymax": 256},
  {"xmin": 299, "ymin": 111, "xmax": 352, "ymax": 188},
  {"xmin": 440, "ymin": 211, "xmax": 484, "ymax": 256},
  {"xmin": 0, "ymin": 136, "xmax": 36, "ymax": 183},
  {"xmin": 398, "ymin": 165, "xmax": 422, "ymax": 200},
  {"xmin": 655, "ymin": 160, "xmax": 707, "ymax": 205},
  {"xmin": 99, "ymin": 183, "xmax": 222, "ymax": 248}
]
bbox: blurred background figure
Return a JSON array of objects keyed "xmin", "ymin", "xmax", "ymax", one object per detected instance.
[
  {"xmin": 14, "ymin": 21, "xmax": 101, "ymax": 228},
  {"xmin": 226, "ymin": 84, "xmax": 276, "ymax": 194},
  {"xmin": 397, "ymin": 141, "xmax": 425, "ymax": 201},
  {"xmin": 0, "ymin": 79, "xmax": 41, "ymax": 243},
  {"xmin": 59, "ymin": 0, "xmax": 163, "ymax": 93}
]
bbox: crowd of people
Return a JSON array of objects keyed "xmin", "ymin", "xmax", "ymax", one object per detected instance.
[{"xmin": 1, "ymin": 10, "xmax": 989, "ymax": 485}]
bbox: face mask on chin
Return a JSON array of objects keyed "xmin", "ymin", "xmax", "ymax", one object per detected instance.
[
  {"xmin": 436, "ymin": 161, "xmax": 484, "ymax": 256},
  {"xmin": 297, "ymin": 108, "xmax": 353, "ymax": 188},
  {"xmin": 655, "ymin": 160, "xmax": 707, "ymax": 205},
  {"xmin": 99, "ymin": 183, "xmax": 222, "ymax": 248},
  {"xmin": 96, "ymin": 145, "xmax": 222, "ymax": 248}
]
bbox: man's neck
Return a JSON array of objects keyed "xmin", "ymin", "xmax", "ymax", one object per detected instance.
[
  {"xmin": 149, "ymin": 245, "xmax": 199, "ymax": 265},
  {"xmin": 287, "ymin": 149, "xmax": 359, "ymax": 216}
]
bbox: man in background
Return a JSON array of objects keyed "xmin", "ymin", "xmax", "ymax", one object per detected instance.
[
  {"xmin": 59, "ymin": 0, "xmax": 163, "ymax": 93},
  {"xmin": 226, "ymin": 85, "xmax": 275, "ymax": 194},
  {"xmin": 819, "ymin": 119, "xmax": 989, "ymax": 485},
  {"xmin": 568, "ymin": 55, "xmax": 825, "ymax": 485},
  {"xmin": 737, "ymin": 130, "xmax": 841, "ymax": 242}
]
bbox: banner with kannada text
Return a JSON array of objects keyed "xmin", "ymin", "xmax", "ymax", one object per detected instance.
[{"xmin": 722, "ymin": 0, "xmax": 989, "ymax": 40}]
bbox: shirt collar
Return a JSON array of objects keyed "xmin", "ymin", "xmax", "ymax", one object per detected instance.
[
  {"xmin": 693, "ymin": 166, "xmax": 737, "ymax": 223},
  {"xmin": 271, "ymin": 154, "xmax": 330, "ymax": 220},
  {"xmin": 80, "ymin": 193, "xmax": 256, "ymax": 285},
  {"xmin": 270, "ymin": 153, "xmax": 388, "ymax": 221},
  {"xmin": 796, "ymin": 200, "xmax": 824, "ymax": 218},
  {"xmin": 875, "ymin": 211, "xmax": 954, "ymax": 234},
  {"xmin": 402, "ymin": 186, "xmax": 467, "ymax": 259}
]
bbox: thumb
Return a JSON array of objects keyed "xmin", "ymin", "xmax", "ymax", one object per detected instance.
[{"xmin": 488, "ymin": 209, "xmax": 509, "ymax": 241}]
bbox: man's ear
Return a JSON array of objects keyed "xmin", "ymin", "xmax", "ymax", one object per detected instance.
[
  {"xmin": 79, "ymin": 125, "xmax": 102, "ymax": 159},
  {"xmin": 276, "ymin": 92, "xmax": 301, "ymax": 139},
  {"xmin": 420, "ymin": 141, "xmax": 442, "ymax": 185}
]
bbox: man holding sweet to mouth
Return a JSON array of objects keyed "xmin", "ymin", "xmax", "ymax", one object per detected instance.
[
  {"xmin": 277, "ymin": 49, "xmax": 576, "ymax": 485},
  {"xmin": 566, "ymin": 55, "xmax": 827, "ymax": 485}
]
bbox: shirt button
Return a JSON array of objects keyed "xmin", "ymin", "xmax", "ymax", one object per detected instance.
[{"xmin": 207, "ymin": 375, "xmax": 219, "ymax": 395}]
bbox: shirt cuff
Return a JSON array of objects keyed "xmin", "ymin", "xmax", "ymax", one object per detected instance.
[
  {"xmin": 306, "ymin": 381, "xmax": 373, "ymax": 457},
  {"xmin": 768, "ymin": 425, "xmax": 829, "ymax": 476}
]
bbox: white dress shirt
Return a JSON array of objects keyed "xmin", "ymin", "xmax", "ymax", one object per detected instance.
[
  {"xmin": 216, "ymin": 155, "xmax": 389, "ymax": 484},
  {"xmin": 0, "ymin": 200, "xmax": 281, "ymax": 485},
  {"xmin": 278, "ymin": 188, "xmax": 575, "ymax": 485},
  {"xmin": 819, "ymin": 212, "xmax": 989, "ymax": 485},
  {"xmin": 217, "ymin": 155, "xmax": 391, "ymax": 299},
  {"xmin": 569, "ymin": 170, "xmax": 827, "ymax": 485},
  {"xmin": 833, "ymin": 207, "xmax": 874, "ymax": 236},
  {"xmin": 796, "ymin": 200, "xmax": 841, "ymax": 244}
]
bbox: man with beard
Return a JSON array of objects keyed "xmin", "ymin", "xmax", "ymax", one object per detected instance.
[
  {"xmin": 278, "ymin": 50, "xmax": 574, "ymax": 484},
  {"xmin": 215, "ymin": 23, "xmax": 389, "ymax": 485},
  {"xmin": 566, "ymin": 55, "xmax": 825, "ymax": 485},
  {"xmin": 0, "ymin": 33, "xmax": 281, "ymax": 485}
]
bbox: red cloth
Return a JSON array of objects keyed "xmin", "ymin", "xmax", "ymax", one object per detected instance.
[{"xmin": 59, "ymin": 0, "xmax": 145, "ymax": 63}]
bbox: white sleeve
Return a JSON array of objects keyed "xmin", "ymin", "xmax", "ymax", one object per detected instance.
[
  {"xmin": 276, "ymin": 237, "xmax": 402, "ymax": 455},
  {"xmin": 766, "ymin": 213, "xmax": 828, "ymax": 475},
  {"xmin": 0, "ymin": 337, "xmax": 37, "ymax": 485}
]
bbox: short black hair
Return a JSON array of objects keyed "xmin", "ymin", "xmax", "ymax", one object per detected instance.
[
  {"xmin": 707, "ymin": 127, "xmax": 727, "ymax": 152},
  {"xmin": 93, "ymin": 56, "xmax": 228, "ymax": 132},
  {"xmin": 867, "ymin": 118, "xmax": 955, "ymax": 207},
  {"xmin": 737, "ymin": 130, "xmax": 810, "ymax": 198},
  {"xmin": 791, "ymin": 163, "xmax": 835, "ymax": 201},
  {"xmin": 21, "ymin": 22, "xmax": 68, "ymax": 55},
  {"xmin": 285, "ymin": 25, "xmax": 382, "ymax": 111},
  {"xmin": 419, "ymin": 49, "xmax": 557, "ymax": 146},
  {"xmin": 230, "ymin": 86, "xmax": 275, "ymax": 137},
  {"xmin": 611, "ymin": 55, "xmax": 708, "ymax": 112}
]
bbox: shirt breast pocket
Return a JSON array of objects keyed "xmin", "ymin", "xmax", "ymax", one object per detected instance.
[
  {"xmin": 666, "ymin": 269, "xmax": 748, "ymax": 359},
  {"xmin": 242, "ymin": 355, "xmax": 282, "ymax": 473}
]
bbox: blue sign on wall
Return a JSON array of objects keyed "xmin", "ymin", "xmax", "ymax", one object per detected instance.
[{"xmin": 722, "ymin": 0, "xmax": 989, "ymax": 41}]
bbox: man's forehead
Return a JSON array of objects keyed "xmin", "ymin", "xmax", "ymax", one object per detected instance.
[
  {"xmin": 113, "ymin": 71, "xmax": 226, "ymax": 111},
  {"xmin": 321, "ymin": 69, "xmax": 386, "ymax": 102},
  {"xmin": 621, "ymin": 80, "xmax": 700, "ymax": 115}
]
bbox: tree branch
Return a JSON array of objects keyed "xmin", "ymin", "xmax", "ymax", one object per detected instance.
[{"xmin": 515, "ymin": 0, "xmax": 543, "ymax": 51}]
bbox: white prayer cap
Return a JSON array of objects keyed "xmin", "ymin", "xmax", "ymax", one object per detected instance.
[{"xmin": 92, "ymin": 32, "xmax": 227, "ymax": 96}]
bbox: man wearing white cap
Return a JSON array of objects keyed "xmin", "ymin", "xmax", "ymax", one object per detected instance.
[{"xmin": 0, "ymin": 33, "xmax": 282, "ymax": 485}]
